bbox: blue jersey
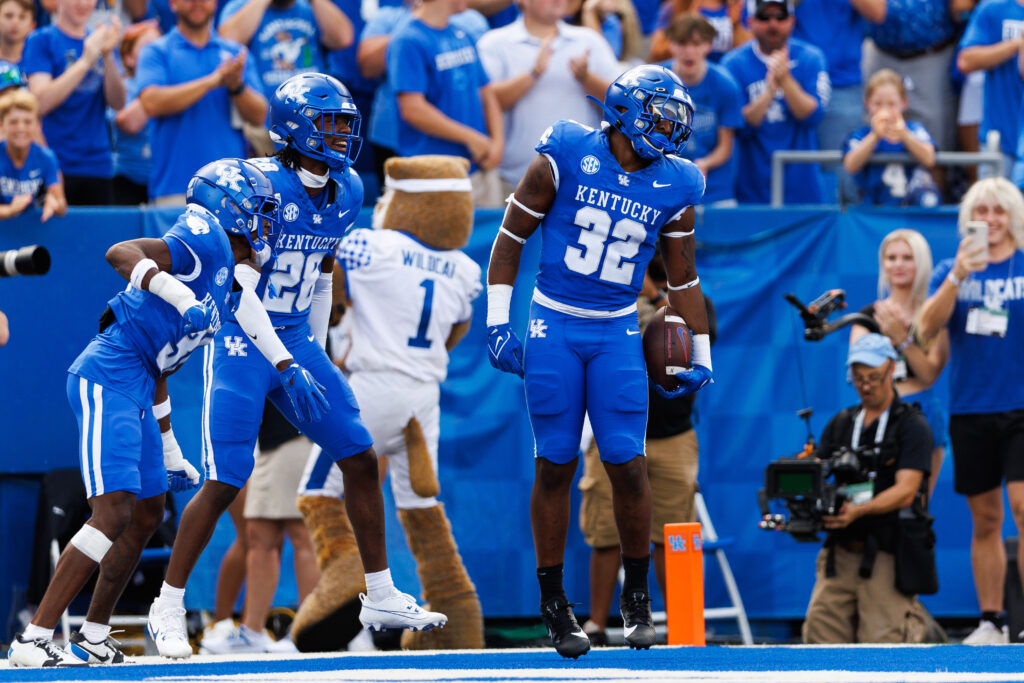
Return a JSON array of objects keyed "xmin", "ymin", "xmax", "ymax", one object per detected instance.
[
  {"xmin": 69, "ymin": 209, "xmax": 237, "ymax": 407},
  {"xmin": 533, "ymin": 120, "xmax": 704, "ymax": 312},
  {"xmin": 388, "ymin": 17, "xmax": 490, "ymax": 160},
  {"xmin": 220, "ymin": 0, "xmax": 325, "ymax": 101},
  {"xmin": 662, "ymin": 61, "xmax": 742, "ymax": 204},
  {"xmin": 793, "ymin": 0, "xmax": 865, "ymax": 88},
  {"xmin": 722, "ymin": 39, "xmax": 829, "ymax": 204},
  {"xmin": 843, "ymin": 121, "xmax": 935, "ymax": 205},
  {"xmin": 241, "ymin": 157, "xmax": 362, "ymax": 326},
  {"xmin": 22, "ymin": 24, "xmax": 112, "ymax": 177},
  {"xmin": 960, "ymin": 0, "xmax": 1024, "ymax": 157},
  {"xmin": 109, "ymin": 76, "xmax": 153, "ymax": 186},
  {"xmin": 0, "ymin": 141, "xmax": 60, "ymax": 203}
]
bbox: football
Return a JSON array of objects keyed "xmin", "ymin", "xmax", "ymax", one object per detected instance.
[{"xmin": 642, "ymin": 306, "xmax": 694, "ymax": 392}]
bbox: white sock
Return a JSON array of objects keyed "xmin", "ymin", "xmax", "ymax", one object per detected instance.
[
  {"xmin": 80, "ymin": 620, "xmax": 111, "ymax": 644},
  {"xmin": 22, "ymin": 623, "xmax": 53, "ymax": 641},
  {"xmin": 364, "ymin": 568, "xmax": 395, "ymax": 602},
  {"xmin": 156, "ymin": 581, "xmax": 186, "ymax": 609}
]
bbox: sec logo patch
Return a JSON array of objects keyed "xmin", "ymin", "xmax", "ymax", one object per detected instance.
[
  {"xmin": 283, "ymin": 203, "xmax": 300, "ymax": 222},
  {"xmin": 215, "ymin": 267, "xmax": 229, "ymax": 286},
  {"xmin": 580, "ymin": 155, "xmax": 600, "ymax": 175}
]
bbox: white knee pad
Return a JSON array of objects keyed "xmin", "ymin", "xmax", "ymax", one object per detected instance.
[{"xmin": 70, "ymin": 524, "xmax": 113, "ymax": 563}]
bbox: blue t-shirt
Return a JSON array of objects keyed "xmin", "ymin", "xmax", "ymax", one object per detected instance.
[
  {"xmin": 960, "ymin": 0, "xmax": 1024, "ymax": 157},
  {"xmin": 69, "ymin": 209, "xmax": 238, "ymax": 407},
  {"xmin": 793, "ymin": 0, "xmax": 865, "ymax": 88},
  {"xmin": 220, "ymin": 0, "xmax": 324, "ymax": 100},
  {"xmin": 365, "ymin": 8, "xmax": 488, "ymax": 151},
  {"xmin": 930, "ymin": 254, "xmax": 1024, "ymax": 414},
  {"xmin": 867, "ymin": 0, "xmax": 955, "ymax": 53},
  {"xmin": 533, "ymin": 120, "xmax": 705, "ymax": 312},
  {"xmin": 722, "ymin": 39, "xmax": 829, "ymax": 204},
  {"xmin": 135, "ymin": 29, "xmax": 261, "ymax": 199},
  {"xmin": 240, "ymin": 156, "xmax": 362, "ymax": 327},
  {"xmin": 325, "ymin": 0, "xmax": 373, "ymax": 94},
  {"xmin": 22, "ymin": 24, "xmax": 113, "ymax": 177},
  {"xmin": 388, "ymin": 17, "xmax": 490, "ymax": 160},
  {"xmin": 662, "ymin": 61, "xmax": 742, "ymax": 203},
  {"xmin": 0, "ymin": 140, "xmax": 59, "ymax": 204},
  {"xmin": 108, "ymin": 76, "xmax": 152, "ymax": 187},
  {"xmin": 843, "ymin": 121, "xmax": 935, "ymax": 205}
]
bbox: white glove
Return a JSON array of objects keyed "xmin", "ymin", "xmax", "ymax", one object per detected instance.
[{"xmin": 162, "ymin": 429, "xmax": 201, "ymax": 491}]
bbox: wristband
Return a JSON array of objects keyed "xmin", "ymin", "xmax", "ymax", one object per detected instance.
[
  {"xmin": 946, "ymin": 271, "xmax": 963, "ymax": 287},
  {"xmin": 486, "ymin": 284, "xmax": 513, "ymax": 327},
  {"xmin": 692, "ymin": 333, "xmax": 712, "ymax": 372},
  {"xmin": 228, "ymin": 83, "xmax": 245, "ymax": 96},
  {"xmin": 152, "ymin": 397, "xmax": 171, "ymax": 420},
  {"xmin": 895, "ymin": 336, "xmax": 914, "ymax": 353},
  {"xmin": 130, "ymin": 258, "xmax": 158, "ymax": 290},
  {"xmin": 530, "ymin": 67, "xmax": 542, "ymax": 79},
  {"xmin": 149, "ymin": 271, "xmax": 199, "ymax": 316}
]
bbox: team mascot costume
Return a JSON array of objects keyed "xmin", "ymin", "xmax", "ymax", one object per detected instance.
[{"xmin": 291, "ymin": 155, "xmax": 484, "ymax": 651}]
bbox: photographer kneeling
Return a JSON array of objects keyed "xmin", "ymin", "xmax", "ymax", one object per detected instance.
[{"xmin": 802, "ymin": 333, "xmax": 934, "ymax": 644}]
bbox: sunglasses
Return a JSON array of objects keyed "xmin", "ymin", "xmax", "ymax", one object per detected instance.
[{"xmin": 754, "ymin": 10, "xmax": 789, "ymax": 21}]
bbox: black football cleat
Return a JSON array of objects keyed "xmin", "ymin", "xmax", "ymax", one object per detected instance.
[
  {"xmin": 540, "ymin": 596, "xmax": 590, "ymax": 659},
  {"xmin": 620, "ymin": 589, "xmax": 656, "ymax": 650}
]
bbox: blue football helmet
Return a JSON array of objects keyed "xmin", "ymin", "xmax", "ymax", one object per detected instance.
[
  {"xmin": 186, "ymin": 158, "xmax": 281, "ymax": 261},
  {"xmin": 268, "ymin": 73, "xmax": 362, "ymax": 171},
  {"xmin": 589, "ymin": 65, "xmax": 695, "ymax": 160}
]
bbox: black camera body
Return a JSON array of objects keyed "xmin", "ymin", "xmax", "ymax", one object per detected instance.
[{"xmin": 760, "ymin": 446, "xmax": 880, "ymax": 542}]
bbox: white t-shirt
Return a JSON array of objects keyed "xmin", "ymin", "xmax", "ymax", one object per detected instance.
[
  {"xmin": 337, "ymin": 228, "xmax": 482, "ymax": 382},
  {"xmin": 477, "ymin": 18, "xmax": 621, "ymax": 185}
]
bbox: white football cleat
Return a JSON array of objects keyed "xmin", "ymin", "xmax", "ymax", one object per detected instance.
[
  {"xmin": 147, "ymin": 602, "xmax": 193, "ymax": 658},
  {"xmin": 67, "ymin": 630, "xmax": 126, "ymax": 664},
  {"xmin": 962, "ymin": 620, "xmax": 1009, "ymax": 645},
  {"xmin": 7, "ymin": 634, "xmax": 88, "ymax": 667},
  {"xmin": 200, "ymin": 624, "xmax": 271, "ymax": 654},
  {"xmin": 358, "ymin": 591, "xmax": 447, "ymax": 632}
]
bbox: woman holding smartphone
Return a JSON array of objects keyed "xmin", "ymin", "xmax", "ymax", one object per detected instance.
[{"xmin": 919, "ymin": 176, "xmax": 1024, "ymax": 645}]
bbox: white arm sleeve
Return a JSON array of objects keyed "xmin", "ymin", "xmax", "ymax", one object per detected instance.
[
  {"xmin": 233, "ymin": 264, "xmax": 292, "ymax": 368},
  {"xmin": 308, "ymin": 271, "xmax": 332, "ymax": 349},
  {"xmin": 149, "ymin": 271, "xmax": 199, "ymax": 315}
]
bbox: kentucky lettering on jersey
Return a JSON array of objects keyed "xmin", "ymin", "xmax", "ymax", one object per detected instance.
[
  {"xmin": 532, "ymin": 119, "xmax": 704, "ymax": 313},
  {"xmin": 434, "ymin": 45, "xmax": 476, "ymax": 70},
  {"xmin": 241, "ymin": 156, "xmax": 363, "ymax": 326}
]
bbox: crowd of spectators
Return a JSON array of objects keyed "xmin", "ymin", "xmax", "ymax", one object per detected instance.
[{"xmin": 0, "ymin": 0, "xmax": 1017, "ymax": 217}]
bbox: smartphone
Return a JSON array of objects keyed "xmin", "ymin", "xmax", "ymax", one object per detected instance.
[{"xmin": 965, "ymin": 220, "xmax": 989, "ymax": 262}]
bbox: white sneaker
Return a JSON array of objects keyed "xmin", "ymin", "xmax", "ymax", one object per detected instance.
[
  {"xmin": 67, "ymin": 630, "xmax": 126, "ymax": 664},
  {"xmin": 266, "ymin": 634, "xmax": 298, "ymax": 653},
  {"xmin": 346, "ymin": 627, "xmax": 377, "ymax": 652},
  {"xmin": 358, "ymin": 590, "xmax": 447, "ymax": 632},
  {"xmin": 962, "ymin": 620, "xmax": 1009, "ymax": 645},
  {"xmin": 147, "ymin": 602, "xmax": 193, "ymax": 658},
  {"xmin": 200, "ymin": 624, "xmax": 271, "ymax": 654},
  {"xmin": 200, "ymin": 618, "xmax": 236, "ymax": 646},
  {"xmin": 7, "ymin": 634, "xmax": 88, "ymax": 667}
]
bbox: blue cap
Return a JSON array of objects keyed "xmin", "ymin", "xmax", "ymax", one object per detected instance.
[{"xmin": 847, "ymin": 333, "xmax": 898, "ymax": 368}]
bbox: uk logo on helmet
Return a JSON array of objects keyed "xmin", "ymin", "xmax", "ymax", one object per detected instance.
[{"xmin": 216, "ymin": 165, "xmax": 245, "ymax": 192}]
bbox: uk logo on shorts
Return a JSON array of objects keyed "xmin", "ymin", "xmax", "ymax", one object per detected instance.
[
  {"xmin": 215, "ymin": 267, "xmax": 229, "ymax": 286},
  {"xmin": 580, "ymin": 155, "xmax": 600, "ymax": 175},
  {"xmin": 529, "ymin": 319, "xmax": 548, "ymax": 338},
  {"xmin": 224, "ymin": 336, "xmax": 248, "ymax": 356},
  {"xmin": 283, "ymin": 203, "xmax": 300, "ymax": 222}
]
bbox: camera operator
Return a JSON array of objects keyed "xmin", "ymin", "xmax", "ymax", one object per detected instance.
[{"xmin": 802, "ymin": 333, "xmax": 933, "ymax": 644}]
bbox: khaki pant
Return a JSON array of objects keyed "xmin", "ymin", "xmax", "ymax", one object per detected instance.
[
  {"xmin": 579, "ymin": 429, "xmax": 699, "ymax": 548},
  {"xmin": 802, "ymin": 544, "xmax": 927, "ymax": 644}
]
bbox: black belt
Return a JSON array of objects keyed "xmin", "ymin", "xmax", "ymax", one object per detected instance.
[{"xmin": 875, "ymin": 35, "xmax": 956, "ymax": 61}]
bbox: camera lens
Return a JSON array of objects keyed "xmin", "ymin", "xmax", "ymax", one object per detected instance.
[{"xmin": 0, "ymin": 245, "xmax": 50, "ymax": 277}]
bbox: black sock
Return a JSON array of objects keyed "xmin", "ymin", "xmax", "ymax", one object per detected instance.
[
  {"xmin": 982, "ymin": 611, "xmax": 1005, "ymax": 628},
  {"xmin": 537, "ymin": 564, "xmax": 565, "ymax": 604},
  {"xmin": 621, "ymin": 554, "xmax": 650, "ymax": 595}
]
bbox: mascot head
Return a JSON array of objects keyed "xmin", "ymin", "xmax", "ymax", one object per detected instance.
[{"xmin": 372, "ymin": 155, "xmax": 474, "ymax": 250}]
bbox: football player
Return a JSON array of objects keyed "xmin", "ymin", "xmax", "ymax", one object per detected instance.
[
  {"xmin": 485, "ymin": 64, "xmax": 713, "ymax": 658},
  {"xmin": 8, "ymin": 158, "xmax": 283, "ymax": 667},
  {"xmin": 146, "ymin": 72, "xmax": 445, "ymax": 659}
]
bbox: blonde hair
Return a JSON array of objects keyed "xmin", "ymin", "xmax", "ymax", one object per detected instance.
[
  {"xmin": 878, "ymin": 229, "xmax": 932, "ymax": 318},
  {"xmin": 958, "ymin": 177, "xmax": 1024, "ymax": 248},
  {"xmin": 864, "ymin": 68, "xmax": 907, "ymax": 101},
  {"xmin": 0, "ymin": 88, "xmax": 37, "ymax": 122}
]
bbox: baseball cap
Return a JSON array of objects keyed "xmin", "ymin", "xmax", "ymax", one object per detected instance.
[
  {"xmin": 847, "ymin": 333, "xmax": 898, "ymax": 368},
  {"xmin": 749, "ymin": 0, "xmax": 795, "ymax": 16}
]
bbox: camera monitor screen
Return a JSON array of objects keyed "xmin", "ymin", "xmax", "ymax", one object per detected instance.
[{"xmin": 775, "ymin": 471, "xmax": 815, "ymax": 495}]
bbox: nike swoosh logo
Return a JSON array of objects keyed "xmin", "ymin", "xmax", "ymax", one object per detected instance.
[
  {"xmin": 626, "ymin": 329, "xmax": 640, "ymax": 335},
  {"xmin": 338, "ymin": 209, "xmax": 350, "ymax": 219},
  {"xmin": 572, "ymin": 630, "xmax": 590, "ymax": 640},
  {"xmin": 653, "ymin": 181, "xmax": 671, "ymax": 188},
  {"xmin": 307, "ymin": 335, "xmax": 315, "ymax": 342},
  {"xmin": 623, "ymin": 625, "xmax": 637, "ymax": 637}
]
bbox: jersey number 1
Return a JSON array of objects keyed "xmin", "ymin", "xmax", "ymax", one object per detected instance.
[
  {"xmin": 408, "ymin": 279, "xmax": 434, "ymax": 348},
  {"xmin": 564, "ymin": 206, "xmax": 645, "ymax": 285}
]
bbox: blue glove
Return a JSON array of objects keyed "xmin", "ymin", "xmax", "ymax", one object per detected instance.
[
  {"xmin": 162, "ymin": 430, "xmax": 201, "ymax": 491},
  {"xmin": 280, "ymin": 362, "xmax": 330, "ymax": 422},
  {"xmin": 652, "ymin": 364, "xmax": 713, "ymax": 399},
  {"xmin": 487, "ymin": 324, "xmax": 524, "ymax": 378},
  {"xmin": 168, "ymin": 470, "xmax": 199, "ymax": 492},
  {"xmin": 181, "ymin": 302, "xmax": 214, "ymax": 336}
]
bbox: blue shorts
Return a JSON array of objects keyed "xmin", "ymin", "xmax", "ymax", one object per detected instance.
[
  {"xmin": 524, "ymin": 302, "xmax": 647, "ymax": 465},
  {"xmin": 904, "ymin": 387, "xmax": 948, "ymax": 451},
  {"xmin": 66, "ymin": 373, "xmax": 166, "ymax": 499},
  {"xmin": 202, "ymin": 320, "xmax": 374, "ymax": 488}
]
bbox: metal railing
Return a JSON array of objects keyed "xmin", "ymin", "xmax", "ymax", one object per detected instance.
[{"xmin": 770, "ymin": 138, "xmax": 1006, "ymax": 207}]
